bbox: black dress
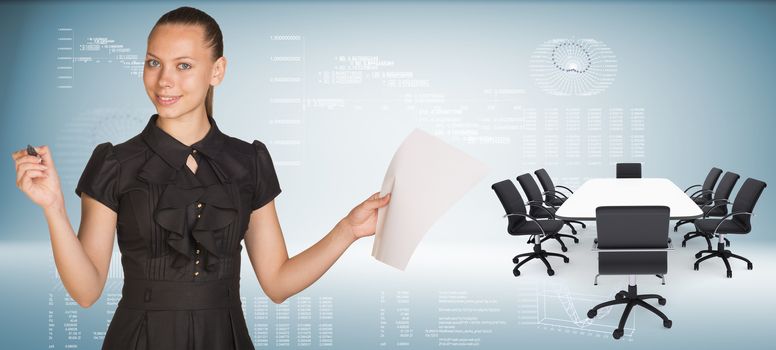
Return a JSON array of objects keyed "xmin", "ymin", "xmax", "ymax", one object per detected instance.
[{"xmin": 75, "ymin": 113, "xmax": 281, "ymax": 349}]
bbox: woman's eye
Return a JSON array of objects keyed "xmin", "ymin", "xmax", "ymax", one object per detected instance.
[
  {"xmin": 178, "ymin": 63, "xmax": 191, "ymax": 70},
  {"xmin": 147, "ymin": 59, "xmax": 159, "ymax": 67}
]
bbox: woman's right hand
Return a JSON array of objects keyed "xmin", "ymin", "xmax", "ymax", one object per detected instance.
[{"xmin": 12, "ymin": 145, "xmax": 64, "ymax": 210}]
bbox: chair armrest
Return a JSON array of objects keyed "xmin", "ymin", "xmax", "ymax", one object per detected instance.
[
  {"xmin": 592, "ymin": 241, "xmax": 674, "ymax": 252},
  {"xmin": 702, "ymin": 200, "xmax": 732, "ymax": 218},
  {"xmin": 503, "ymin": 213, "xmax": 546, "ymax": 236},
  {"xmin": 683, "ymin": 184, "xmax": 702, "ymax": 193},
  {"xmin": 690, "ymin": 189, "xmax": 713, "ymax": 198},
  {"xmin": 542, "ymin": 190, "xmax": 568, "ymax": 200},
  {"xmin": 713, "ymin": 212, "xmax": 754, "ymax": 235},
  {"xmin": 697, "ymin": 198, "xmax": 715, "ymax": 206},
  {"xmin": 525, "ymin": 201, "xmax": 556, "ymax": 218},
  {"xmin": 556, "ymin": 185, "xmax": 574, "ymax": 194}
]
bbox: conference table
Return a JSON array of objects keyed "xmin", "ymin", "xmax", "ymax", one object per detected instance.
[
  {"xmin": 554, "ymin": 178, "xmax": 704, "ymax": 286},
  {"xmin": 555, "ymin": 178, "xmax": 704, "ymax": 221}
]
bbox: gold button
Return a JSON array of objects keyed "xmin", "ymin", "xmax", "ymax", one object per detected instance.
[
  {"xmin": 196, "ymin": 249, "xmax": 200, "ymax": 254},
  {"xmin": 197, "ymin": 203, "xmax": 203, "ymax": 208},
  {"xmin": 197, "ymin": 214, "xmax": 201, "ymax": 218},
  {"xmin": 194, "ymin": 271, "xmax": 200, "ymax": 276},
  {"xmin": 195, "ymin": 260, "xmax": 200, "ymax": 265},
  {"xmin": 192, "ymin": 149, "xmax": 197, "ymax": 154}
]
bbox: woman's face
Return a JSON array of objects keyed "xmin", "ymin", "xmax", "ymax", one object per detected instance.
[{"xmin": 143, "ymin": 24, "xmax": 226, "ymax": 120}]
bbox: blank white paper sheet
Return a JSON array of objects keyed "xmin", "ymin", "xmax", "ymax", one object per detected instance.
[{"xmin": 371, "ymin": 129, "xmax": 489, "ymax": 270}]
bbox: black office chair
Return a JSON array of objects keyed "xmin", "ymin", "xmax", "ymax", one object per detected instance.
[
  {"xmin": 679, "ymin": 172, "xmax": 740, "ymax": 249},
  {"xmin": 534, "ymin": 168, "xmax": 571, "ymax": 206},
  {"xmin": 693, "ymin": 178, "xmax": 766, "ymax": 278},
  {"xmin": 492, "ymin": 179, "xmax": 570, "ymax": 276},
  {"xmin": 587, "ymin": 206, "xmax": 673, "ymax": 339},
  {"xmin": 534, "ymin": 168, "xmax": 587, "ymax": 230},
  {"xmin": 674, "ymin": 168, "xmax": 727, "ymax": 232},
  {"xmin": 616, "ymin": 163, "xmax": 642, "ymax": 178},
  {"xmin": 516, "ymin": 174, "xmax": 581, "ymax": 250},
  {"xmin": 684, "ymin": 167, "xmax": 724, "ymax": 206}
]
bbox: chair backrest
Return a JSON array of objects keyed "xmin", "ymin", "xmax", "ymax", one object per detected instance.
[
  {"xmin": 712, "ymin": 172, "xmax": 740, "ymax": 209},
  {"xmin": 730, "ymin": 178, "xmax": 767, "ymax": 232},
  {"xmin": 616, "ymin": 163, "xmax": 642, "ymax": 178},
  {"xmin": 699, "ymin": 167, "xmax": 724, "ymax": 201},
  {"xmin": 597, "ymin": 206, "xmax": 670, "ymax": 249},
  {"xmin": 534, "ymin": 168, "xmax": 556, "ymax": 203},
  {"xmin": 516, "ymin": 173, "xmax": 545, "ymax": 217},
  {"xmin": 595, "ymin": 206, "xmax": 669, "ymax": 275},
  {"xmin": 491, "ymin": 180, "xmax": 527, "ymax": 233}
]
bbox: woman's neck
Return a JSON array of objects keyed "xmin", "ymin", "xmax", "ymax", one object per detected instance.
[{"xmin": 155, "ymin": 108, "xmax": 211, "ymax": 146}]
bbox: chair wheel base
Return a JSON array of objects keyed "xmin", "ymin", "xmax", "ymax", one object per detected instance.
[
  {"xmin": 695, "ymin": 252, "xmax": 702, "ymax": 258},
  {"xmin": 587, "ymin": 310, "xmax": 597, "ymax": 318},
  {"xmin": 561, "ymin": 247, "xmax": 568, "ymax": 252},
  {"xmin": 727, "ymin": 270, "xmax": 732, "ymax": 278},
  {"xmin": 547, "ymin": 269, "xmax": 555, "ymax": 276},
  {"xmin": 658, "ymin": 298, "xmax": 666, "ymax": 306},
  {"xmin": 613, "ymin": 328, "xmax": 624, "ymax": 339},
  {"xmin": 664, "ymin": 320, "xmax": 672, "ymax": 328},
  {"xmin": 563, "ymin": 257, "xmax": 570, "ymax": 263}
]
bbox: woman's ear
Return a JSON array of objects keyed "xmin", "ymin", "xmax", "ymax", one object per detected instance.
[{"xmin": 210, "ymin": 56, "xmax": 227, "ymax": 86}]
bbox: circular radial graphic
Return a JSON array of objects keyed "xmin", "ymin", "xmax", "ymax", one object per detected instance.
[{"xmin": 529, "ymin": 38, "xmax": 617, "ymax": 96}]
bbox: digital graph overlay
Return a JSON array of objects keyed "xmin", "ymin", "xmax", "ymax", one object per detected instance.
[{"xmin": 529, "ymin": 38, "xmax": 617, "ymax": 96}]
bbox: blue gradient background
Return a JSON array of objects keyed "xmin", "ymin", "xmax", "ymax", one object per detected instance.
[{"xmin": 1, "ymin": 1, "xmax": 775, "ymax": 349}]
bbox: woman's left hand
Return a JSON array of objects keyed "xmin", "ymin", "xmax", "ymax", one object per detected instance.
[{"xmin": 340, "ymin": 192, "xmax": 391, "ymax": 240}]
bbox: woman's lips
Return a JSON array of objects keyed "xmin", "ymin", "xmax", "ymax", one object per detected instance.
[{"xmin": 156, "ymin": 95, "xmax": 181, "ymax": 106}]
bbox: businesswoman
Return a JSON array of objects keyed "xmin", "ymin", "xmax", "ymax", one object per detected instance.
[{"xmin": 11, "ymin": 6, "xmax": 390, "ymax": 349}]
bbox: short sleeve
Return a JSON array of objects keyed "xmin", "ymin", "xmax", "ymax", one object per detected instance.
[
  {"xmin": 75, "ymin": 142, "xmax": 120, "ymax": 213},
  {"xmin": 251, "ymin": 140, "xmax": 282, "ymax": 210}
]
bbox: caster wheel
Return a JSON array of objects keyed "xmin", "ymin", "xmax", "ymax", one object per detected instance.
[
  {"xmin": 513, "ymin": 267, "xmax": 521, "ymax": 277},
  {"xmin": 747, "ymin": 263, "xmax": 753, "ymax": 270},
  {"xmin": 726, "ymin": 241, "xmax": 730, "ymax": 247},
  {"xmin": 695, "ymin": 252, "xmax": 702, "ymax": 258},
  {"xmin": 673, "ymin": 227, "xmax": 678, "ymax": 232},
  {"xmin": 571, "ymin": 230, "xmax": 578, "ymax": 235},
  {"xmin": 587, "ymin": 310, "xmax": 597, "ymax": 319},
  {"xmin": 512, "ymin": 256, "xmax": 520, "ymax": 264},
  {"xmin": 664, "ymin": 319, "xmax": 673, "ymax": 328},
  {"xmin": 615, "ymin": 293, "xmax": 625, "ymax": 300},
  {"xmin": 613, "ymin": 329, "xmax": 624, "ymax": 339},
  {"xmin": 561, "ymin": 247, "xmax": 568, "ymax": 252},
  {"xmin": 693, "ymin": 265, "xmax": 699, "ymax": 271},
  {"xmin": 573, "ymin": 238, "xmax": 580, "ymax": 244},
  {"xmin": 547, "ymin": 269, "xmax": 555, "ymax": 276},
  {"xmin": 581, "ymin": 223, "xmax": 587, "ymax": 229},
  {"xmin": 727, "ymin": 270, "xmax": 732, "ymax": 278},
  {"xmin": 681, "ymin": 242, "xmax": 686, "ymax": 247},
  {"xmin": 563, "ymin": 257, "xmax": 570, "ymax": 263},
  {"xmin": 658, "ymin": 298, "xmax": 666, "ymax": 306}
]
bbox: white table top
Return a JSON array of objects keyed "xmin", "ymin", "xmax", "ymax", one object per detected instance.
[{"xmin": 554, "ymin": 178, "xmax": 704, "ymax": 221}]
